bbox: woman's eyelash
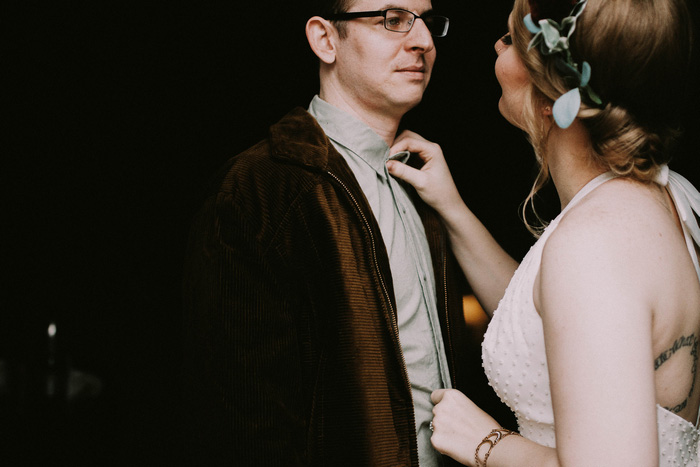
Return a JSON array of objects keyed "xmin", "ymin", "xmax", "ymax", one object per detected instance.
[{"xmin": 500, "ymin": 32, "xmax": 512, "ymax": 45}]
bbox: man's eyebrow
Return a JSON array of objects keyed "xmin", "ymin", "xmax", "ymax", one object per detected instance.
[{"xmin": 381, "ymin": 4, "xmax": 436, "ymax": 15}]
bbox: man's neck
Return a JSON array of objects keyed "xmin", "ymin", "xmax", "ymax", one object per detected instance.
[{"xmin": 318, "ymin": 90, "xmax": 403, "ymax": 147}]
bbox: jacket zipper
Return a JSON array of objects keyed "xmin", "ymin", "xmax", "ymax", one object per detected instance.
[
  {"xmin": 326, "ymin": 171, "xmax": 414, "ymax": 400},
  {"xmin": 441, "ymin": 236, "xmax": 457, "ymax": 388}
]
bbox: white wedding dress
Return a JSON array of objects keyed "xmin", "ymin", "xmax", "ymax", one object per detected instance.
[{"xmin": 482, "ymin": 168, "xmax": 700, "ymax": 465}]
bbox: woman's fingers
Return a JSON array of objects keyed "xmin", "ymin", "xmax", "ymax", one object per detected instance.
[
  {"xmin": 386, "ymin": 159, "xmax": 425, "ymax": 187},
  {"xmin": 431, "ymin": 389, "xmax": 447, "ymax": 404},
  {"xmin": 390, "ymin": 131, "xmax": 444, "ymax": 165},
  {"xmin": 389, "ymin": 129, "xmax": 462, "ymax": 217}
]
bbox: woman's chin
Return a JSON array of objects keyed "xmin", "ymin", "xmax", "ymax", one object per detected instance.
[{"xmin": 497, "ymin": 104, "xmax": 524, "ymax": 130}]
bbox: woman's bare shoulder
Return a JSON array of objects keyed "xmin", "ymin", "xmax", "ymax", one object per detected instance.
[
  {"xmin": 537, "ymin": 178, "xmax": 680, "ymax": 314},
  {"xmin": 546, "ymin": 179, "xmax": 675, "ymax": 260}
]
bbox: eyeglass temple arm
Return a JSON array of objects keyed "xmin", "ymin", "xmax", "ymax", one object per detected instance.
[{"xmin": 326, "ymin": 11, "xmax": 384, "ymax": 20}]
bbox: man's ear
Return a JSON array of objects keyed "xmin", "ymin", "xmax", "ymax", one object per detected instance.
[{"xmin": 306, "ymin": 16, "xmax": 338, "ymax": 64}]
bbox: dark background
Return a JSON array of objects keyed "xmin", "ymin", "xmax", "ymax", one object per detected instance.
[{"xmin": 5, "ymin": 1, "xmax": 700, "ymax": 465}]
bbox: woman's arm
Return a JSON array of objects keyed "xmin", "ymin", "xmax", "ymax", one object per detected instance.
[
  {"xmin": 429, "ymin": 188, "xmax": 662, "ymax": 467},
  {"xmin": 430, "ymin": 389, "xmax": 560, "ymax": 466},
  {"xmin": 535, "ymin": 201, "xmax": 659, "ymax": 466},
  {"xmin": 388, "ymin": 130, "xmax": 518, "ymax": 315}
]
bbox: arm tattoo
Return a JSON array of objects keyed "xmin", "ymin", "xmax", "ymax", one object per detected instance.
[{"xmin": 655, "ymin": 334, "xmax": 698, "ymax": 414}]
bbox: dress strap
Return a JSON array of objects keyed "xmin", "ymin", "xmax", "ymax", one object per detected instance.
[
  {"xmin": 669, "ymin": 170, "xmax": 700, "ymax": 281},
  {"xmin": 560, "ymin": 171, "xmax": 617, "ymax": 217},
  {"xmin": 656, "ymin": 165, "xmax": 700, "ymax": 427},
  {"xmin": 656, "ymin": 166, "xmax": 700, "ymax": 281},
  {"xmin": 539, "ymin": 172, "xmax": 617, "ymax": 241}
]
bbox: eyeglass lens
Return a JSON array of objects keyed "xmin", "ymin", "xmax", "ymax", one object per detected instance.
[{"xmin": 386, "ymin": 9, "xmax": 448, "ymax": 37}]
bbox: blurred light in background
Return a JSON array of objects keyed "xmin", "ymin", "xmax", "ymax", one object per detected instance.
[{"xmin": 463, "ymin": 294, "xmax": 488, "ymax": 327}]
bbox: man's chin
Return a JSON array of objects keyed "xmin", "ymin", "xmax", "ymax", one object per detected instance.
[
  {"xmin": 391, "ymin": 96, "xmax": 424, "ymax": 116},
  {"xmin": 396, "ymin": 87, "xmax": 427, "ymax": 109}
]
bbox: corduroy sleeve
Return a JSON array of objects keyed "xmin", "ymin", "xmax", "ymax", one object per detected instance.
[{"xmin": 182, "ymin": 191, "xmax": 311, "ymax": 466}]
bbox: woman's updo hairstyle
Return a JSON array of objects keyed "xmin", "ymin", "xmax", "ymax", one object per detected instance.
[{"xmin": 511, "ymin": 0, "xmax": 694, "ymax": 233}]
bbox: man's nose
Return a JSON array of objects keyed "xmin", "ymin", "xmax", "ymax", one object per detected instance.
[{"xmin": 407, "ymin": 19, "xmax": 435, "ymax": 52}]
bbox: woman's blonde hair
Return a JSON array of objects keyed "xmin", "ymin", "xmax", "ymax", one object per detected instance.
[{"xmin": 511, "ymin": 0, "xmax": 694, "ymax": 235}]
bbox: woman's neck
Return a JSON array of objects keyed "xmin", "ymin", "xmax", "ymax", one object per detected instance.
[{"xmin": 546, "ymin": 121, "xmax": 607, "ymax": 210}]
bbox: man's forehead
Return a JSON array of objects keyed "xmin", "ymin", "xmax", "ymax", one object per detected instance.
[{"xmin": 350, "ymin": 0, "xmax": 434, "ymax": 13}]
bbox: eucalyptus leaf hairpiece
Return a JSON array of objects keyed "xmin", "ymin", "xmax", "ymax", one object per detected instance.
[{"xmin": 524, "ymin": 0, "xmax": 603, "ymax": 129}]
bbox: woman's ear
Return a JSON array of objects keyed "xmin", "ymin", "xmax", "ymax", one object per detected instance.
[{"xmin": 306, "ymin": 16, "xmax": 338, "ymax": 64}]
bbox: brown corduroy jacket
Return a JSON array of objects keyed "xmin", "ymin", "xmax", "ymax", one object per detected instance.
[{"xmin": 182, "ymin": 107, "xmax": 472, "ymax": 466}]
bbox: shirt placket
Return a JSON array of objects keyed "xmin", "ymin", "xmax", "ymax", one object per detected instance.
[{"xmin": 385, "ymin": 166, "xmax": 451, "ymax": 389}]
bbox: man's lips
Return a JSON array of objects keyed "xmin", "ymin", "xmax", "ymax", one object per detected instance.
[
  {"xmin": 396, "ymin": 66, "xmax": 429, "ymax": 81},
  {"xmin": 397, "ymin": 66, "xmax": 426, "ymax": 73}
]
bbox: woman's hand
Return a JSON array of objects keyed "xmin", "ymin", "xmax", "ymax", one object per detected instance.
[
  {"xmin": 390, "ymin": 130, "xmax": 519, "ymax": 315},
  {"xmin": 431, "ymin": 389, "xmax": 501, "ymax": 466},
  {"xmin": 387, "ymin": 130, "xmax": 464, "ymax": 218}
]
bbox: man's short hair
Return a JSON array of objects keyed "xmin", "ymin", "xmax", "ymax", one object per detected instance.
[
  {"xmin": 311, "ymin": 0, "xmax": 353, "ymax": 37},
  {"xmin": 314, "ymin": 0, "xmax": 353, "ymax": 17}
]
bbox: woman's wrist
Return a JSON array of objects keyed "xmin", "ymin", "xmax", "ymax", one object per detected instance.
[
  {"xmin": 474, "ymin": 428, "xmax": 522, "ymax": 467},
  {"xmin": 437, "ymin": 198, "xmax": 472, "ymax": 229}
]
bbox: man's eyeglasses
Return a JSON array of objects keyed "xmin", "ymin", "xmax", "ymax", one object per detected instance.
[{"xmin": 326, "ymin": 8, "xmax": 450, "ymax": 37}]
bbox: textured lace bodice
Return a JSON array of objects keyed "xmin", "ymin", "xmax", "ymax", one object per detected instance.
[{"xmin": 482, "ymin": 170, "xmax": 700, "ymax": 465}]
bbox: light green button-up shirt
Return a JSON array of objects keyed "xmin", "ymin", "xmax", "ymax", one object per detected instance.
[{"xmin": 309, "ymin": 96, "xmax": 451, "ymax": 466}]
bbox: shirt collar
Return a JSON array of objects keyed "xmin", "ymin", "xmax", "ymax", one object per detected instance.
[{"xmin": 308, "ymin": 96, "xmax": 409, "ymax": 178}]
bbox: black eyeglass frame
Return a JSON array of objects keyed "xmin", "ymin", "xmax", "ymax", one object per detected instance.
[{"xmin": 326, "ymin": 8, "xmax": 450, "ymax": 37}]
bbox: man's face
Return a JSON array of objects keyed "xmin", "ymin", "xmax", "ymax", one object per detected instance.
[{"xmin": 332, "ymin": 0, "xmax": 437, "ymax": 119}]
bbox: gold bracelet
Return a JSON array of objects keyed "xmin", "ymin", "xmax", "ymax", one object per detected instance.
[{"xmin": 474, "ymin": 428, "xmax": 521, "ymax": 467}]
